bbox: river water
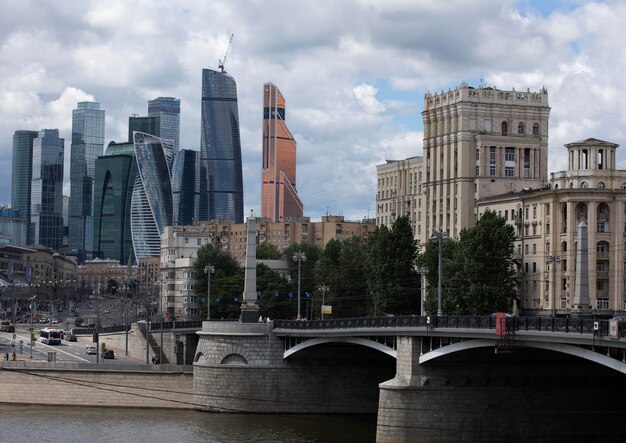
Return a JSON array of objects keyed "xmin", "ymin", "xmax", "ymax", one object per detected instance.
[{"xmin": 0, "ymin": 405, "xmax": 376, "ymax": 443}]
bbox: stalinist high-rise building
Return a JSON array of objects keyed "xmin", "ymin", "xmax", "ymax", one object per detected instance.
[
  {"xmin": 262, "ymin": 83, "xmax": 303, "ymax": 222},
  {"xmin": 420, "ymin": 82, "xmax": 550, "ymax": 242}
]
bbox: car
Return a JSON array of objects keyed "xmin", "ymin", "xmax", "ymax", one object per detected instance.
[
  {"xmin": 85, "ymin": 346, "xmax": 97, "ymax": 355},
  {"xmin": 50, "ymin": 319, "xmax": 59, "ymax": 324},
  {"xmin": 66, "ymin": 334, "xmax": 77, "ymax": 342},
  {"xmin": 104, "ymin": 309, "xmax": 110, "ymax": 314},
  {"xmin": 101, "ymin": 349, "xmax": 115, "ymax": 359}
]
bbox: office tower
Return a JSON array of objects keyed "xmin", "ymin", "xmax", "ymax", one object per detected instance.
[
  {"xmin": 128, "ymin": 115, "xmax": 159, "ymax": 142},
  {"xmin": 11, "ymin": 130, "xmax": 38, "ymax": 244},
  {"xmin": 262, "ymin": 83, "xmax": 303, "ymax": 222},
  {"xmin": 93, "ymin": 142, "xmax": 137, "ymax": 264},
  {"xmin": 171, "ymin": 149, "xmax": 201, "ymax": 226},
  {"xmin": 130, "ymin": 132, "xmax": 173, "ymax": 260},
  {"xmin": 420, "ymin": 83, "xmax": 550, "ymax": 243},
  {"xmin": 31, "ymin": 129, "xmax": 64, "ymax": 250},
  {"xmin": 148, "ymin": 97, "xmax": 180, "ymax": 151},
  {"xmin": 200, "ymin": 68, "xmax": 244, "ymax": 223},
  {"xmin": 68, "ymin": 101, "xmax": 105, "ymax": 263}
]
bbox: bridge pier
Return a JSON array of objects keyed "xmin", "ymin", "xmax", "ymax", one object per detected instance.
[{"xmin": 377, "ymin": 336, "xmax": 626, "ymax": 442}]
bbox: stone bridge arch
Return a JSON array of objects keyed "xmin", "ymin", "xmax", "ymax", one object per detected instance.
[
  {"xmin": 284, "ymin": 337, "xmax": 398, "ymax": 359},
  {"xmin": 419, "ymin": 338, "xmax": 626, "ymax": 374}
]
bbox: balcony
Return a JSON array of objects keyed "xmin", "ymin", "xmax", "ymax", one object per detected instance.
[
  {"xmin": 596, "ymin": 290, "xmax": 609, "ymax": 298},
  {"xmin": 596, "ymin": 271, "xmax": 609, "ymax": 280},
  {"xmin": 597, "ymin": 251, "xmax": 609, "ymax": 259}
]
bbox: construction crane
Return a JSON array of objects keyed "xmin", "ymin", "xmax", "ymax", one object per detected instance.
[{"xmin": 218, "ymin": 34, "xmax": 234, "ymax": 73}]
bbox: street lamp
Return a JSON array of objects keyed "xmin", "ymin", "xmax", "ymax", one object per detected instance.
[
  {"xmin": 204, "ymin": 265, "xmax": 215, "ymax": 320},
  {"xmin": 29, "ymin": 294, "xmax": 37, "ymax": 359},
  {"xmin": 416, "ymin": 266, "xmax": 428, "ymax": 315},
  {"xmin": 431, "ymin": 230, "xmax": 448, "ymax": 316},
  {"xmin": 293, "ymin": 251, "xmax": 307, "ymax": 319},
  {"xmin": 319, "ymin": 284, "xmax": 329, "ymax": 319},
  {"xmin": 546, "ymin": 255, "xmax": 561, "ymax": 318}
]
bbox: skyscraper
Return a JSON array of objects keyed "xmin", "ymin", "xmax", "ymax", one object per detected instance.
[
  {"xmin": 68, "ymin": 101, "xmax": 105, "ymax": 263},
  {"xmin": 148, "ymin": 97, "xmax": 180, "ymax": 151},
  {"xmin": 171, "ymin": 149, "xmax": 201, "ymax": 226},
  {"xmin": 31, "ymin": 129, "xmax": 64, "ymax": 250},
  {"xmin": 11, "ymin": 130, "xmax": 38, "ymax": 244},
  {"xmin": 130, "ymin": 132, "xmax": 173, "ymax": 260},
  {"xmin": 128, "ymin": 115, "xmax": 159, "ymax": 142},
  {"xmin": 200, "ymin": 68, "xmax": 244, "ymax": 223},
  {"xmin": 262, "ymin": 83, "xmax": 303, "ymax": 222}
]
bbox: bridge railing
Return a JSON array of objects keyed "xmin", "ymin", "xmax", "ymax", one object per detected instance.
[
  {"xmin": 274, "ymin": 316, "xmax": 626, "ymax": 338},
  {"xmin": 72, "ymin": 319, "xmax": 204, "ymax": 335}
]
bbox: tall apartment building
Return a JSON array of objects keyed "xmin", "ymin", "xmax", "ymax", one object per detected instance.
[
  {"xmin": 421, "ymin": 83, "xmax": 550, "ymax": 243},
  {"xmin": 376, "ymin": 156, "xmax": 424, "ymax": 237},
  {"xmin": 262, "ymin": 83, "xmax": 303, "ymax": 221},
  {"xmin": 31, "ymin": 129, "xmax": 64, "ymax": 251},
  {"xmin": 68, "ymin": 101, "xmax": 105, "ymax": 263},
  {"xmin": 148, "ymin": 97, "xmax": 180, "ymax": 152},
  {"xmin": 11, "ymin": 130, "xmax": 38, "ymax": 245},
  {"xmin": 200, "ymin": 68, "xmax": 244, "ymax": 223},
  {"xmin": 478, "ymin": 138, "xmax": 626, "ymax": 316}
]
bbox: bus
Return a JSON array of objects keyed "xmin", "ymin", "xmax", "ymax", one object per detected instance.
[{"xmin": 39, "ymin": 328, "xmax": 62, "ymax": 345}]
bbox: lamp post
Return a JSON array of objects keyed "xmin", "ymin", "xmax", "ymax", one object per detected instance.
[
  {"xmin": 293, "ymin": 251, "xmax": 307, "ymax": 319},
  {"xmin": 318, "ymin": 284, "xmax": 329, "ymax": 319},
  {"xmin": 431, "ymin": 230, "xmax": 448, "ymax": 316},
  {"xmin": 416, "ymin": 266, "xmax": 428, "ymax": 315},
  {"xmin": 547, "ymin": 255, "xmax": 561, "ymax": 318},
  {"xmin": 204, "ymin": 265, "xmax": 214, "ymax": 320},
  {"xmin": 29, "ymin": 294, "xmax": 37, "ymax": 358}
]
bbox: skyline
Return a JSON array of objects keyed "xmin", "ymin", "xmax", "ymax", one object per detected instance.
[{"xmin": 1, "ymin": 0, "xmax": 626, "ymax": 221}]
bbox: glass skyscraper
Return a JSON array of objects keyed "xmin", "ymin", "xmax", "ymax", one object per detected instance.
[
  {"xmin": 130, "ymin": 132, "xmax": 173, "ymax": 260},
  {"xmin": 171, "ymin": 149, "xmax": 201, "ymax": 226},
  {"xmin": 128, "ymin": 115, "xmax": 159, "ymax": 142},
  {"xmin": 11, "ymin": 130, "xmax": 38, "ymax": 244},
  {"xmin": 31, "ymin": 129, "xmax": 64, "ymax": 251},
  {"xmin": 69, "ymin": 101, "xmax": 105, "ymax": 263},
  {"xmin": 200, "ymin": 68, "xmax": 244, "ymax": 223},
  {"xmin": 148, "ymin": 97, "xmax": 180, "ymax": 152}
]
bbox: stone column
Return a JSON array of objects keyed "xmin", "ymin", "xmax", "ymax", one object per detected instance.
[{"xmin": 573, "ymin": 220, "xmax": 591, "ymax": 313}]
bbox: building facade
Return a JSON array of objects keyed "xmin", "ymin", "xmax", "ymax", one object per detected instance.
[
  {"xmin": 262, "ymin": 83, "xmax": 303, "ymax": 222},
  {"xmin": 148, "ymin": 97, "xmax": 180, "ymax": 152},
  {"xmin": 0, "ymin": 207, "xmax": 27, "ymax": 246},
  {"xmin": 421, "ymin": 83, "xmax": 550, "ymax": 244},
  {"xmin": 11, "ymin": 130, "xmax": 38, "ymax": 245},
  {"xmin": 68, "ymin": 101, "xmax": 105, "ymax": 263},
  {"xmin": 31, "ymin": 129, "xmax": 64, "ymax": 251},
  {"xmin": 171, "ymin": 149, "xmax": 201, "ymax": 226},
  {"xmin": 200, "ymin": 68, "xmax": 244, "ymax": 223},
  {"xmin": 128, "ymin": 116, "xmax": 159, "ymax": 142},
  {"xmin": 477, "ymin": 138, "xmax": 626, "ymax": 316},
  {"xmin": 376, "ymin": 156, "xmax": 424, "ymax": 237}
]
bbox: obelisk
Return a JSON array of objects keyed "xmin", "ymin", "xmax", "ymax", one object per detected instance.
[
  {"xmin": 240, "ymin": 214, "xmax": 260, "ymax": 322},
  {"xmin": 572, "ymin": 220, "xmax": 591, "ymax": 314}
]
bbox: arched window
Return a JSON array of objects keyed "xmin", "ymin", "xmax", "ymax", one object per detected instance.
[
  {"xmin": 598, "ymin": 182, "xmax": 606, "ymax": 189},
  {"xmin": 622, "ymin": 183, "xmax": 626, "ymax": 190},
  {"xmin": 569, "ymin": 182, "xmax": 574, "ymax": 188},
  {"xmin": 532, "ymin": 123, "xmax": 540, "ymax": 135},
  {"xmin": 554, "ymin": 184, "xmax": 559, "ymax": 189},
  {"xmin": 501, "ymin": 121, "xmax": 508, "ymax": 135},
  {"xmin": 581, "ymin": 182, "xmax": 588, "ymax": 189},
  {"xmin": 518, "ymin": 123, "xmax": 525, "ymax": 134}
]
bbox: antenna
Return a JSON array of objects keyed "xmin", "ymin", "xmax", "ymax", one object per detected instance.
[{"xmin": 218, "ymin": 34, "xmax": 234, "ymax": 73}]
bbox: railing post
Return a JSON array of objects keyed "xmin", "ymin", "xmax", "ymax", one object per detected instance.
[{"xmin": 552, "ymin": 316, "xmax": 555, "ymax": 332}]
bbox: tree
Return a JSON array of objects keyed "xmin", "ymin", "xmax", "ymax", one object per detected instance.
[
  {"xmin": 283, "ymin": 242, "xmax": 322, "ymax": 300},
  {"xmin": 256, "ymin": 243, "xmax": 282, "ymax": 260},
  {"xmin": 421, "ymin": 210, "xmax": 516, "ymax": 315},
  {"xmin": 256, "ymin": 263, "xmax": 295, "ymax": 319}
]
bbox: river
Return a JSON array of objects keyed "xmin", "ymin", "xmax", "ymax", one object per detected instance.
[{"xmin": 0, "ymin": 405, "xmax": 376, "ymax": 443}]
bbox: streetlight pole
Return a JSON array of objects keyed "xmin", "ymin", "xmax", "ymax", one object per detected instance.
[
  {"xmin": 547, "ymin": 255, "xmax": 561, "ymax": 318},
  {"xmin": 319, "ymin": 284, "xmax": 329, "ymax": 319},
  {"xmin": 29, "ymin": 294, "xmax": 37, "ymax": 359},
  {"xmin": 204, "ymin": 265, "xmax": 214, "ymax": 320},
  {"xmin": 431, "ymin": 230, "xmax": 448, "ymax": 316},
  {"xmin": 293, "ymin": 251, "xmax": 307, "ymax": 320},
  {"xmin": 159, "ymin": 279, "xmax": 164, "ymax": 365},
  {"xmin": 416, "ymin": 267, "xmax": 428, "ymax": 315}
]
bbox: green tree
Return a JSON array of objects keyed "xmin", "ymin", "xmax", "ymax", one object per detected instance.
[
  {"xmin": 256, "ymin": 263, "xmax": 296, "ymax": 319},
  {"xmin": 256, "ymin": 243, "xmax": 282, "ymax": 260},
  {"xmin": 422, "ymin": 210, "xmax": 516, "ymax": 315}
]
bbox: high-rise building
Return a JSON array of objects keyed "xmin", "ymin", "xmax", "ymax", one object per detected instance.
[
  {"xmin": 93, "ymin": 141, "xmax": 137, "ymax": 264},
  {"xmin": 31, "ymin": 129, "xmax": 64, "ymax": 251},
  {"xmin": 11, "ymin": 130, "xmax": 38, "ymax": 244},
  {"xmin": 69, "ymin": 101, "xmax": 105, "ymax": 263},
  {"xmin": 421, "ymin": 83, "xmax": 550, "ymax": 243},
  {"xmin": 262, "ymin": 83, "xmax": 303, "ymax": 222},
  {"xmin": 200, "ymin": 68, "xmax": 244, "ymax": 223},
  {"xmin": 171, "ymin": 149, "xmax": 201, "ymax": 226},
  {"xmin": 130, "ymin": 132, "xmax": 173, "ymax": 260},
  {"xmin": 128, "ymin": 115, "xmax": 159, "ymax": 142},
  {"xmin": 148, "ymin": 97, "xmax": 180, "ymax": 152}
]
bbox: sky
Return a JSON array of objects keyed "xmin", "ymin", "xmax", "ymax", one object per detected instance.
[{"xmin": 1, "ymin": 0, "xmax": 625, "ymax": 221}]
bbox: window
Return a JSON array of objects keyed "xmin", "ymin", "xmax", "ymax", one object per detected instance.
[
  {"xmin": 532, "ymin": 262, "xmax": 537, "ymax": 273},
  {"xmin": 546, "ymin": 223, "xmax": 550, "ymax": 234},
  {"xmin": 533, "ymin": 206, "xmax": 537, "ymax": 218},
  {"xmin": 597, "ymin": 299, "xmax": 609, "ymax": 310},
  {"xmin": 532, "ymin": 123, "xmax": 540, "ymax": 135},
  {"xmin": 484, "ymin": 119, "xmax": 492, "ymax": 132},
  {"xmin": 518, "ymin": 123, "xmax": 525, "ymax": 134},
  {"xmin": 501, "ymin": 121, "xmax": 508, "ymax": 135},
  {"xmin": 505, "ymin": 148, "xmax": 515, "ymax": 161},
  {"xmin": 525, "ymin": 244, "xmax": 529, "ymax": 254},
  {"xmin": 598, "ymin": 182, "xmax": 606, "ymax": 189},
  {"xmin": 580, "ymin": 182, "xmax": 588, "ymax": 189},
  {"xmin": 525, "ymin": 207, "xmax": 529, "ymax": 219},
  {"xmin": 532, "ymin": 244, "xmax": 537, "ymax": 254},
  {"xmin": 505, "ymin": 167, "xmax": 514, "ymax": 177},
  {"xmin": 532, "ymin": 225, "xmax": 537, "ymax": 235},
  {"xmin": 490, "ymin": 147, "xmax": 496, "ymax": 176}
]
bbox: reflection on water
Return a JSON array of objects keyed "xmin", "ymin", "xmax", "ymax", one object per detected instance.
[{"xmin": 0, "ymin": 405, "xmax": 376, "ymax": 443}]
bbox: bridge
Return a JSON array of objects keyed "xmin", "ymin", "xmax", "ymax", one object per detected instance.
[{"xmin": 193, "ymin": 314, "xmax": 626, "ymax": 442}]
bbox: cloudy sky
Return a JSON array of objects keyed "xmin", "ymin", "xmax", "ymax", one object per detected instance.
[{"xmin": 0, "ymin": 0, "xmax": 624, "ymax": 221}]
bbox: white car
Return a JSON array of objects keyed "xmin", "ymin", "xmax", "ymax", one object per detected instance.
[{"xmin": 85, "ymin": 346, "xmax": 97, "ymax": 355}]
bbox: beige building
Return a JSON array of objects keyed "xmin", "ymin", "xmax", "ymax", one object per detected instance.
[
  {"xmin": 420, "ymin": 82, "xmax": 550, "ymax": 243},
  {"xmin": 477, "ymin": 138, "xmax": 626, "ymax": 315},
  {"xmin": 376, "ymin": 156, "xmax": 423, "ymax": 237}
]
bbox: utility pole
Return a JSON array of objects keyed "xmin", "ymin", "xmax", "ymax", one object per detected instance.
[
  {"xmin": 319, "ymin": 284, "xmax": 329, "ymax": 319},
  {"xmin": 204, "ymin": 265, "xmax": 215, "ymax": 320},
  {"xmin": 431, "ymin": 230, "xmax": 448, "ymax": 316}
]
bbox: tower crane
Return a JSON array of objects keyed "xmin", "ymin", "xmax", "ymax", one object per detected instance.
[{"xmin": 218, "ymin": 34, "xmax": 234, "ymax": 73}]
